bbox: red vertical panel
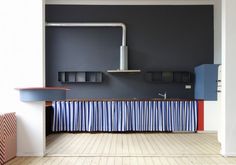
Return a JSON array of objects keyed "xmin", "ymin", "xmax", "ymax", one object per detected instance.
[{"xmin": 197, "ymin": 100, "xmax": 204, "ymax": 131}]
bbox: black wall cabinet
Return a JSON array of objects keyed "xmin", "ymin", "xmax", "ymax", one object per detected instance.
[
  {"xmin": 146, "ymin": 71, "xmax": 193, "ymax": 83},
  {"xmin": 58, "ymin": 71, "xmax": 102, "ymax": 83}
]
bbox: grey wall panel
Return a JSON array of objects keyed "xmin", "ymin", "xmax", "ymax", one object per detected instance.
[{"xmin": 46, "ymin": 5, "xmax": 213, "ymax": 99}]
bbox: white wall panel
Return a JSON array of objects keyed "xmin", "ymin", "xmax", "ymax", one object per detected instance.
[{"xmin": 0, "ymin": 0, "xmax": 45, "ymax": 156}]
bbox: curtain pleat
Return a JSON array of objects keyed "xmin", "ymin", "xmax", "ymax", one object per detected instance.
[{"xmin": 52, "ymin": 100, "xmax": 198, "ymax": 132}]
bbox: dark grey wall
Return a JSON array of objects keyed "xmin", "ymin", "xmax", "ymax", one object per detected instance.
[{"xmin": 46, "ymin": 5, "xmax": 213, "ymax": 99}]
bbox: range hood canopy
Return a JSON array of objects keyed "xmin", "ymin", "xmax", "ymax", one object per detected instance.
[
  {"xmin": 107, "ymin": 45, "xmax": 141, "ymax": 73},
  {"xmin": 46, "ymin": 22, "xmax": 141, "ymax": 73},
  {"xmin": 107, "ymin": 69, "xmax": 141, "ymax": 73}
]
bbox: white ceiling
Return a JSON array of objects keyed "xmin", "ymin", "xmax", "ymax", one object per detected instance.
[{"xmin": 45, "ymin": 0, "xmax": 215, "ymax": 5}]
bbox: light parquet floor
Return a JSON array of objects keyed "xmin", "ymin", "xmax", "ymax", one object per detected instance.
[
  {"xmin": 46, "ymin": 132, "xmax": 220, "ymax": 156},
  {"xmin": 6, "ymin": 132, "xmax": 236, "ymax": 165}
]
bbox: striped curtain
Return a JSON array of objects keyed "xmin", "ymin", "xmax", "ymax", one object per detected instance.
[{"xmin": 52, "ymin": 101, "xmax": 198, "ymax": 132}]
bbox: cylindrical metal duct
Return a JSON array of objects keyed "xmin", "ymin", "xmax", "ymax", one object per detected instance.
[{"xmin": 120, "ymin": 46, "xmax": 128, "ymax": 70}]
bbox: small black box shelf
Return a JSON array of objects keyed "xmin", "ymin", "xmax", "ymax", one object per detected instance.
[
  {"xmin": 58, "ymin": 71, "xmax": 102, "ymax": 83},
  {"xmin": 145, "ymin": 71, "xmax": 193, "ymax": 83},
  {"xmin": 76, "ymin": 72, "xmax": 86, "ymax": 82}
]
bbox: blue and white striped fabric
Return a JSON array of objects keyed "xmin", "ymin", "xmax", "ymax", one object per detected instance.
[{"xmin": 52, "ymin": 100, "xmax": 198, "ymax": 132}]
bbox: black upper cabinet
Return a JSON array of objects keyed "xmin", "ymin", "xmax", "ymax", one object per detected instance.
[
  {"xmin": 162, "ymin": 71, "xmax": 174, "ymax": 82},
  {"xmin": 145, "ymin": 71, "xmax": 193, "ymax": 83},
  {"xmin": 58, "ymin": 71, "xmax": 103, "ymax": 83}
]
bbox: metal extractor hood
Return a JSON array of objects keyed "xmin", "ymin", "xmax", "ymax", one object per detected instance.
[
  {"xmin": 107, "ymin": 45, "xmax": 141, "ymax": 73},
  {"xmin": 46, "ymin": 22, "xmax": 141, "ymax": 73}
]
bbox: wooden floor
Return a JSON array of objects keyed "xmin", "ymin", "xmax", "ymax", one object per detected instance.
[
  {"xmin": 46, "ymin": 132, "xmax": 220, "ymax": 156},
  {"xmin": 6, "ymin": 132, "xmax": 236, "ymax": 165}
]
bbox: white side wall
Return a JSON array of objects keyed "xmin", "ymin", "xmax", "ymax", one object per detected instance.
[
  {"xmin": 204, "ymin": 101, "xmax": 219, "ymax": 131},
  {"xmin": 203, "ymin": 0, "xmax": 222, "ymax": 132},
  {"xmin": 214, "ymin": 0, "xmax": 222, "ymax": 64},
  {"xmin": 221, "ymin": 0, "xmax": 236, "ymax": 156},
  {"xmin": 0, "ymin": 0, "xmax": 45, "ymax": 156}
]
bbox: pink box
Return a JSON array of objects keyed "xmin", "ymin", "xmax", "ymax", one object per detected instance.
[{"xmin": 0, "ymin": 113, "xmax": 16, "ymax": 164}]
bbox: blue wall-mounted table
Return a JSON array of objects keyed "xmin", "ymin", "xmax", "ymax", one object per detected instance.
[{"xmin": 15, "ymin": 87, "xmax": 70, "ymax": 102}]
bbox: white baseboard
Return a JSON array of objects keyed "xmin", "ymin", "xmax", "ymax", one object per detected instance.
[
  {"xmin": 197, "ymin": 130, "xmax": 217, "ymax": 134},
  {"xmin": 221, "ymin": 152, "xmax": 236, "ymax": 157},
  {"xmin": 17, "ymin": 152, "xmax": 45, "ymax": 157}
]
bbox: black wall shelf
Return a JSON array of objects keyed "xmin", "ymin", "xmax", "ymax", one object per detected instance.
[
  {"xmin": 145, "ymin": 71, "xmax": 193, "ymax": 83},
  {"xmin": 58, "ymin": 71, "xmax": 102, "ymax": 83}
]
